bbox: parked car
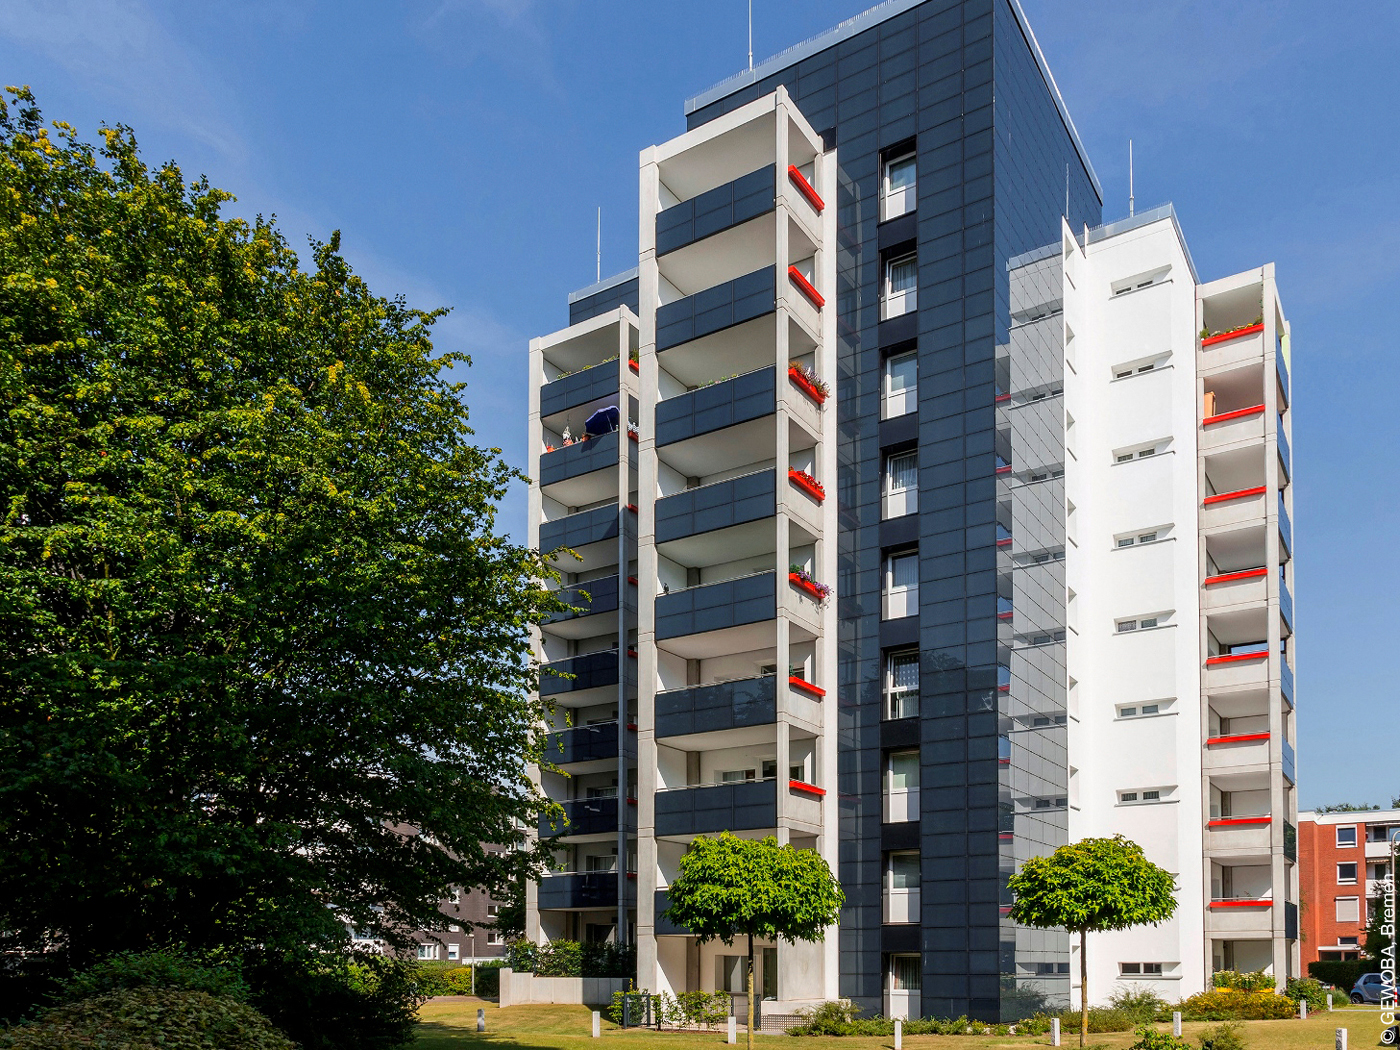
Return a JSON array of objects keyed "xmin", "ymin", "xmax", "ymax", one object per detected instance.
[{"xmin": 1351, "ymin": 972, "xmax": 1388, "ymax": 1004}]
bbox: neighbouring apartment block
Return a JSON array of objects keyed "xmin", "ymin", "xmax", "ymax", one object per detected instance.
[
  {"xmin": 525, "ymin": 0, "xmax": 1298, "ymax": 1022},
  {"xmin": 1298, "ymin": 810, "xmax": 1400, "ymax": 967}
]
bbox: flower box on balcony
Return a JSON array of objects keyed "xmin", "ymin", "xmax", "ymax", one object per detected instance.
[
  {"xmin": 788, "ymin": 468, "xmax": 825, "ymax": 501},
  {"xmin": 1206, "ymin": 651, "xmax": 1267, "ymax": 667},
  {"xmin": 1207, "ymin": 732, "xmax": 1271, "ymax": 746},
  {"xmin": 788, "ymin": 676, "xmax": 826, "ymax": 699},
  {"xmin": 1202, "ymin": 404, "xmax": 1265, "ymax": 427},
  {"xmin": 787, "ymin": 364, "xmax": 829, "ymax": 404},
  {"xmin": 787, "ymin": 265, "xmax": 825, "ymax": 308},
  {"xmin": 787, "ymin": 165, "xmax": 825, "ymax": 212},
  {"xmin": 1201, "ymin": 322, "xmax": 1264, "ymax": 348},
  {"xmin": 1203, "ymin": 567, "xmax": 1268, "ymax": 586},
  {"xmin": 1208, "ymin": 898, "xmax": 1273, "ymax": 909},
  {"xmin": 788, "ymin": 779, "xmax": 826, "ymax": 797},
  {"xmin": 628, "ymin": 358, "xmax": 639, "ymax": 374},
  {"xmin": 1208, "ymin": 815, "xmax": 1272, "ymax": 827},
  {"xmin": 788, "ymin": 570, "xmax": 831, "ymax": 603},
  {"xmin": 1202, "ymin": 485, "xmax": 1266, "ymax": 506}
]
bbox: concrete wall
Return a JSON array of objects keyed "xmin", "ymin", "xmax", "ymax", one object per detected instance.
[{"xmin": 496, "ymin": 969, "xmax": 630, "ymax": 1008}]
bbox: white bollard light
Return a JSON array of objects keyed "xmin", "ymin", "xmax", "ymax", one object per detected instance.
[
  {"xmin": 1173, "ymin": 1011, "xmax": 1182, "ymax": 1037},
  {"xmin": 1327, "ymin": 993, "xmax": 1334, "ymax": 1011},
  {"xmin": 1051, "ymin": 1016, "xmax": 1060, "ymax": 1046},
  {"xmin": 728, "ymin": 1015, "xmax": 736, "ymax": 1044},
  {"xmin": 1336, "ymin": 1026, "xmax": 1348, "ymax": 1050},
  {"xmin": 592, "ymin": 1010, "xmax": 600, "ymax": 1038},
  {"xmin": 477, "ymin": 1008, "xmax": 486, "ymax": 1033},
  {"xmin": 1301, "ymin": 999, "xmax": 1309, "ymax": 1019},
  {"xmin": 894, "ymin": 1018, "xmax": 903, "ymax": 1049}
]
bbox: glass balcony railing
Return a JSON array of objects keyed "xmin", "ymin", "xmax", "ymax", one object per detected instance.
[
  {"xmin": 1278, "ymin": 495, "xmax": 1293, "ymax": 556},
  {"xmin": 1276, "ymin": 422, "xmax": 1292, "ymax": 481}
]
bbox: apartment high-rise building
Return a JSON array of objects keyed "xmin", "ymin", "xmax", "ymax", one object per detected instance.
[{"xmin": 525, "ymin": 0, "xmax": 1298, "ymax": 1023}]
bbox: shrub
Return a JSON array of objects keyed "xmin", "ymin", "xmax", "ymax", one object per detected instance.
[
  {"xmin": 0, "ymin": 987, "xmax": 293, "ymax": 1050},
  {"xmin": 411, "ymin": 965, "xmax": 456, "ymax": 997},
  {"xmin": 505, "ymin": 941, "xmax": 537, "ymax": 973},
  {"xmin": 1211, "ymin": 970, "xmax": 1276, "ymax": 992},
  {"xmin": 1308, "ymin": 960, "xmax": 1370, "ymax": 990},
  {"xmin": 606, "ymin": 989, "xmax": 654, "ymax": 1026},
  {"xmin": 246, "ymin": 951, "xmax": 426, "ymax": 1050},
  {"xmin": 535, "ymin": 940, "xmax": 581, "ymax": 977},
  {"xmin": 1110, "ymin": 985, "xmax": 1172, "ymax": 1023},
  {"xmin": 1056, "ymin": 1007, "xmax": 1136, "ymax": 1033},
  {"xmin": 1178, "ymin": 989, "xmax": 1295, "ymax": 1021},
  {"xmin": 503, "ymin": 940, "xmax": 633, "ymax": 979},
  {"xmin": 1128, "ymin": 1023, "xmax": 1192, "ymax": 1050},
  {"xmin": 1284, "ymin": 977, "xmax": 1328, "ymax": 1012},
  {"xmin": 1197, "ymin": 1021, "xmax": 1247, "ymax": 1050},
  {"xmin": 55, "ymin": 947, "xmax": 250, "ymax": 1005}
]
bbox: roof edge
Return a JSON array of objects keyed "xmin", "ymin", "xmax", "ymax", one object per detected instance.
[{"xmin": 567, "ymin": 267, "xmax": 639, "ymax": 305}]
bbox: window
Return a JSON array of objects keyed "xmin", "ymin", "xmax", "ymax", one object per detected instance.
[
  {"xmin": 887, "ymin": 750, "xmax": 920, "ymax": 791},
  {"xmin": 1121, "ymin": 707, "xmax": 1137, "ymax": 717},
  {"xmin": 885, "ymin": 649, "xmax": 919, "ymax": 720},
  {"xmin": 1142, "ymin": 704, "xmax": 1160, "ymax": 715},
  {"xmin": 1338, "ymin": 863, "xmax": 1359, "ymax": 885},
  {"xmin": 1117, "ymin": 536, "xmax": 1135, "ymax": 548},
  {"xmin": 883, "ymin": 451, "xmax": 918, "ymax": 518},
  {"xmin": 881, "ymin": 152, "xmax": 916, "ymax": 220},
  {"xmin": 1143, "ymin": 790, "xmax": 1161, "ymax": 801},
  {"xmin": 1118, "ymin": 615, "xmax": 1165, "ymax": 633},
  {"xmin": 883, "ymin": 550, "xmax": 918, "ymax": 619},
  {"xmin": 1117, "ymin": 620, "xmax": 1137, "ymax": 633},
  {"xmin": 882, "ymin": 351, "xmax": 916, "ymax": 419},
  {"xmin": 1120, "ymin": 792, "xmax": 1139, "ymax": 803},
  {"xmin": 1110, "ymin": 267, "xmax": 1171, "ymax": 296},
  {"xmin": 717, "ymin": 956, "xmax": 746, "ymax": 994},
  {"xmin": 417, "ymin": 943, "xmax": 439, "ymax": 961},
  {"xmin": 889, "ymin": 954, "xmax": 921, "ymax": 991},
  {"xmin": 1120, "ymin": 962, "xmax": 1165, "ymax": 976},
  {"xmin": 1337, "ymin": 826, "xmax": 1358, "ymax": 847},
  {"xmin": 888, "ymin": 851, "xmax": 920, "ymax": 889},
  {"xmin": 447, "ymin": 944, "xmax": 460, "ymax": 960},
  {"xmin": 1336, "ymin": 897, "xmax": 1361, "ymax": 923},
  {"xmin": 882, "ymin": 253, "xmax": 917, "ymax": 320},
  {"xmin": 1119, "ymin": 702, "xmax": 1168, "ymax": 719}
]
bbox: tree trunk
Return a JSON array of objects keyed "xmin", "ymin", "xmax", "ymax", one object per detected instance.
[
  {"xmin": 1079, "ymin": 927, "xmax": 1088, "ymax": 1047},
  {"xmin": 746, "ymin": 931, "xmax": 755, "ymax": 1050}
]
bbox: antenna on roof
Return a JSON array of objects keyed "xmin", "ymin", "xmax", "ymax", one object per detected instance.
[
  {"xmin": 1128, "ymin": 139, "xmax": 1135, "ymax": 217},
  {"xmin": 748, "ymin": 0, "xmax": 754, "ymax": 70},
  {"xmin": 596, "ymin": 206, "xmax": 601, "ymax": 283}
]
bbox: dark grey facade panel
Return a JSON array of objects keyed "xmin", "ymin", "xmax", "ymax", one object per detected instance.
[
  {"xmin": 537, "ymin": 872, "xmax": 625, "ymax": 911},
  {"xmin": 655, "ymin": 468, "xmax": 777, "ymax": 543},
  {"xmin": 538, "ymin": 429, "xmax": 625, "ymax": 488},
  {"xmin": 539, "ymin": 503, "xmax": 624, "ymax": 555},
  {"xmin": 541, "ymin": 795, "xmax": 628, "ymax": 838},
  {"xmin": 544, "ymin": 721, "xmax": 632, "ymax": 766},
  {"xmin": 569, "ymin": 277, "xmax": 639, "ymax": 327},
  {"xmin": 545, "ymin": 574, "xmax": 623, "ymax": 626},
  {"xmin": 540, "ymin": 649, "xmax": 626, "ymax": 697},
  {"xmin": 654, "ymin": 570, "xmax": 777, "ymax": 641},
  {"xmin": 654, "ymin": 781, "xmax": 778, "ymax": 838}
]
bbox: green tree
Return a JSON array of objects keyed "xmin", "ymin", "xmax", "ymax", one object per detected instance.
[
  {"xmin": 0, "ymin": 86, "xmax": 561, "ymax": 1031},
  {"xmin": 662, "ymin": 833, "xmax": 843, "ymax": 1050},
  {"xmin": 1008, "ymin": 836, "xmax": 1177, "ymax": 1047}
]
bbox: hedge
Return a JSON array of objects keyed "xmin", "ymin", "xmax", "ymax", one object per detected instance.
[
  {"xmin": 1308, "ymin": 959, "xmax": 1372, "ymax": 990},
  {"xmin": 1178, "ymin": 988, "xmax": 1296, "ymax": 1021}
]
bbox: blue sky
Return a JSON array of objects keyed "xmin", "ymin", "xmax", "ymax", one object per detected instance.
[{"xmin": 3, "ymin": 0, "xmax": 1395, "ymax": 808}]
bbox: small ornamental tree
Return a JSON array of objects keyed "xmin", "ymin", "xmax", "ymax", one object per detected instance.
[
  {"xmin": 1008, "ymin": 836, "xmax": 1177, "ymax": 1047},
  {"xmin": 661, "ymin": 833, "xmax": 842, "ymax": 1050}
]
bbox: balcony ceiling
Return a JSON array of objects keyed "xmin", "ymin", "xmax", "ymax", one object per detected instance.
[
  {"xmin": 540, "ymin": 315, "xmax": 631, "ymax": 374},
  {"xmin": 659, "ymin": 113, "xmax": 776, "ymax": 201},
  {"xmin": 657, "ymin": 415, "xmax": 775, "ymax": 478},
  {"xmin": 1206, "ymin": 524, "xmax": 1267, "ymax": 572}
]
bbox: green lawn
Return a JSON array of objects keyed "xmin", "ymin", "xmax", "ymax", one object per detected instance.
[{"xmin": 413, "ymin": 998, "xmax": 1390, "ymax": 1050}]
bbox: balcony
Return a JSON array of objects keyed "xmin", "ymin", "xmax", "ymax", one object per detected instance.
[
  {"xmin": 655, "ymin": 468, "xmax": 776, "ymax": 547},
  {"xmin": 1201, "ymin": 403, "xmax": 1266, "ymax": 453},
  {"xmin": 539, "ymin": 795, "xmax": 632, "ymax": 839},
  {"xmin": 540, "ymin": 358, "xmax": 623, "ymax": 419},
  {"xmin": 654, "ymin": 889, "xmax": 688, "ymax": 936},
  {"xmin": 537, "ymin": 871, "xmax": 628, "ymax": 911},
  {"xmin": 656, "ymin": 267, "xmax": 775, "ymax": 354},
  {"xmin": 1205, "ymin": 648, "xmax": 1269, "ymax": 690},
  {"xmin": 1282, "ymin": 738, "xmax": 1295, "ymax": 784},
  {"xmin": 544, "ymin": 720, "xmax": 633, "ymax": 766},
  {"xmin": 1280, "ymin": 659, "xmax": 1294, "ymax": 706},
  {"xmin": 654, "ymin": 779, "xmax": 777, "ymax": 838},
  {"xmin": 1280, "ymin": 576, "xmax": 1294, "ymax": 632},
  {"xmin": 1284, "ymin": 820, "xmax": 1297, "ymax": 863},
  {"xmin": 543, "ymin": 574, "xmax": 632, "ymax": 638},
  {"xmin": 656, "ymin": 164, "xmax": 775, "ymax": 257},
  {"xmin": 540, "ymin": 503, "xmax": 631, "ymax": 573},
  {"xmin": 1206, "ymin": 813, "xmax": 1273, "ymax": 852},
  {"xmin": 1278, "ymin": 495, "xmax": 1292, "ymax": 557},
  {"xmin": 1277, "ymin": 424, "xmax": 1291, "ymax": 482},
  {"xmin": 655, "ymin": 674, "xmax": 776, "ymax": 741},
  {"xmin": 538, "ymin": 430, "xmax": 635, "ymax": 507},
  {"xmin": 655, "ymin": 367, "xmax": 778, "ymax": 475},
  {"xmin": 655, "ymin": 570, "xmax": 777, "ymax": 646},
  {"xmin": 1204, "ymin": 729, "xmax": 1271, "ymax": 774},
  {"xmin": 540, "ymin": 649, "xmax": 630, "ymax": 698},
  {"xmin": 1203, "ymin": 566, "xmax": 1268, "ymax": 611},
  {"xmin": 1206, "ymin": 897, "xmax": 1275, "ymax": 935}
]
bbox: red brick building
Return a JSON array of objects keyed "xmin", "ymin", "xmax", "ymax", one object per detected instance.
[{"xmin": 1298, "ymin": 809, "xmax": 1399, "ymax": 967}]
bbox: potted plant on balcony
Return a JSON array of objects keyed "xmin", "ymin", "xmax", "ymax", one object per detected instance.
[{"xmin": 788, "ymin": 564, "xmax": 831, "ymax": 603}]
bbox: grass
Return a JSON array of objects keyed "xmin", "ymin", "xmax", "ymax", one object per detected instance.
[{"xmin": 413, "ymin": 998, "xmax": 1391, "ymax": 1050}]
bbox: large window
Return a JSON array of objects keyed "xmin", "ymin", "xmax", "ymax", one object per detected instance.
[
  {"xmin": 1337, "ymin": 826, "xmax": 1358, "ymax": 847},
  {"xmin": 884, "ymin": 649, "xmax": 919, "ymax": 720},
  {"xmin": 883, "ymin": 451, "xmax": 918, "ymax": 518},
  {"xmin": 884, "ymin": 750, "xmax": 919, "ymax": 823},
  {"xmin": 883, "ymin": 550, "xmax": 918, "ymax": 620},
  {"xmin": 881, "ymin": 152, "xmax": 916, "ymax": 221},
  {"xmin": 887, "ymin": 750, "xmax": 920, "ymax": 792},
  {"xmin": 888, "ymin": 851, "xmax": 920, "ymax": 890},
  {"xmin": 882, "ymin": 253, "xmax": 917, "ymax": 320},
  {"xmin": 882, "ymin": 351, "xmax": 917, "ymax": 418},
  {"xmin": 1336, "ymin": 897, "xmax": 1360, "ymax": 923},
  {"xmin": 1337, "ymin": 862, "xmax": 1359, "ymax": 885}
]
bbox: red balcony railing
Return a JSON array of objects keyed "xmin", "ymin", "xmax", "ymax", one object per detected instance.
[
  {"xmin": 1203, "ymin": 567, "xmax": 1267, "ymax": 586},
  {"xmin": 1201, "ymin": 322, "xmax": 1264, "ymax": 348},
  {"xmin": 1208, "ymin": 897, "xmax": 1273, "ymax": 909},
  {"xmin": 787, "ymin": 165, "xmax": 825, "ymax": 212},
  {"xmin": 1203, "ymin": 485, "xmax": 1266, "ymax": 506},
  {"xmin": 787, "ymin": 266, "xmax": 825, "ymax": 308},
  {"xmin": 789, "ymin": 779, "xmax": 826, "ymax": 797},
  {"xmin": 1207, "ymin": 732, "xmax": 1270, "ymax": 746},
  {"xmin": 1208, "ymin": 815, "xmax": 1272, "ymax": 827},
  {"xmin": 788, "ymin": 676, "xmax": 826, "ymax": 699},
  {"xmin": 1202, "ymin": 404, "xmax": 1265, "ymax": 427},
  {"xmin": 1206, "ymin": 650, "xmax": 1267, "ymax": 667},
  {"xmin": 788, "ymin": 468, "xmax": 826, "ymax": 502}
]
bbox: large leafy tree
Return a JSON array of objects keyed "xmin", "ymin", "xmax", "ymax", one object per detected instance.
[
  {"xmin": 0, "ymin": 86, "xmax": 559, "ymax": 1000},
  {"xmin": 1008, "ymin": 836, "xmax": 1177, "ymax": 1046},
  {"xmin": 662, "ymin": 833, "xmax": 843, "ymax": 1049}
]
